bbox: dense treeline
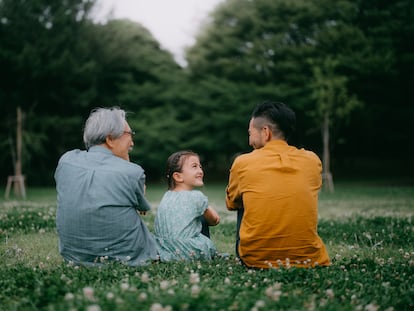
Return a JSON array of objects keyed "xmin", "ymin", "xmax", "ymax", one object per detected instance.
[{"xmin": 0, "ymin": 0, "xmax": 413, "ymax": 186}]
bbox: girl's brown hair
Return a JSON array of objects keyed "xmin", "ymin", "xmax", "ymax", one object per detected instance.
[{"xmin": 166, "ymin": 150, "xmax": 198, "ymax": 190}]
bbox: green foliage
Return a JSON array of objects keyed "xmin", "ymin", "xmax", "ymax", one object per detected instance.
[
  {"xmin": 1, "ymin": 183, "xmax": 413, "ymax": 310},
  {"xmin": 0, "ymin": 204, "xmax": 55, "ymax": 234},
  {"xmin": 0, "ymin": 217, "xmax": 413, "ymax": 310},
  {"xmin": 186, "ymin": 0, "xmax": 414, "ymax": 176},
  {"xmin": 1, "ymin": 0, "xmax": 413, "ymax": 185},
  {"xmin": 0, "ymin": 0, "xmax": 98, "ymax": 183}
]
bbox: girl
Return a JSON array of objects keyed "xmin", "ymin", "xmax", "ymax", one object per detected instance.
[{"xmin": 154, "ymin": 150, "xmax": 220, "ymax": 261}]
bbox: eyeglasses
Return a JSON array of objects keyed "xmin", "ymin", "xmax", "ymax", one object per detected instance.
[{"xmin": 123, "ymin": 130, "xmax": 136, "ymax": 138}]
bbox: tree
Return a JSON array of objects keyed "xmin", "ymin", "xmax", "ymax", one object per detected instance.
[
  {"xmin": 310, "ymin": 58, "xmax": 361, "ymax": 192},
  {"xmin": 85, "ymin": 19, "xmax": 191, "ymax": 180},
  {"xmin": 0, "ymin": 0, "xmax": 97, "ymax": 184},
  {"xmin": 186, "ymin": 0, "xmax": 368, "ymax": 179}
]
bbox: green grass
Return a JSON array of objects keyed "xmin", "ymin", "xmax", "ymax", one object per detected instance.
[{"xmin": 0, "ymin": 182, "xmax": 413, "ymax": 310}]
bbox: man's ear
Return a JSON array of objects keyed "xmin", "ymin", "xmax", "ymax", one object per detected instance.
[
  {"xmin": 172, "ymin": 172, "xmax": 183, "ymax": 184},
  {"xmin": 263, "ymin": 126, "xmax": 272, "ymax": 142},
  {"xmin": 105, "ymin": 136, "xmax": 115, "ymax": 148}
]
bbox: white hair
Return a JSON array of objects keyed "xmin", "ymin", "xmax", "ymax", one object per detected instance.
[{"xmin": 83, "ymin": 107, "xmax": 126, "ymax": 149}]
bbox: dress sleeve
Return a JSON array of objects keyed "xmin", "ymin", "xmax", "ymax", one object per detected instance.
[{"xmin": 193, "ymin": 190, "xmax": 208, "ymax": 216}]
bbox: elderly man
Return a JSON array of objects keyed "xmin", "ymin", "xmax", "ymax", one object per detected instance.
[
  {"xmin": 226, "ymin": 101, "xmax": 330, "ymax": 269},
  {"xmin": 55, "ymin": 107, "xmax": 157, "ymax": 266}
]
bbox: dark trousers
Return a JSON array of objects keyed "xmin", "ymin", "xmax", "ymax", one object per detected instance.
[
  {"xmin": 236, "ymin": 208, "xmax": 244, "ymax": 258},
  {"xmin": 200, "ymin": 216, "xmax": 210, "ymax": 238}
]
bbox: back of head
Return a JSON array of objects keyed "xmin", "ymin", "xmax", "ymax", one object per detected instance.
[
  {"xmin": 251, "ymin": 101, "xmax": 296, "ymax": 140},
  {"xmin": 83, "ymin": 107, "xmax": 126, "ymax": 149}
]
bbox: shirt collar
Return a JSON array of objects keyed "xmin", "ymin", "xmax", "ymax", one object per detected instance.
[
  {"xmin": 88, "ymin": 145, "xmax": 113, "ymax": 155},
  {"xmin": 264, "ymin": 140, "xmax": 288, "ymax": 148}
]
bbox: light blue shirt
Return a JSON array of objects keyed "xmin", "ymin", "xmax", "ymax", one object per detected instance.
[{"xmin": 55, "ymin": 146, "xmax": 157, "ymax": 266}]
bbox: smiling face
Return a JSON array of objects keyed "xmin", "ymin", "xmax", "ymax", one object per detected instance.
[
  {"xmin": 172, "ymin": 155, "xmax": 204, "ymax": 191},
  {"xmin": 106, "ymin": 122, "xmax": 134, "ymax": 161}
]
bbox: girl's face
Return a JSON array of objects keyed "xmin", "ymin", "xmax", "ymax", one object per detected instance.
[{"xmin": 173, "ymin": 155, "xmax": 204, "ymax": 190}]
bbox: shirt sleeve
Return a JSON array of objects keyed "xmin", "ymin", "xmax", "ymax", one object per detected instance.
[
  {"xmin": 225, "ymin": 158, "xmax": 243, "ymax": 210},
  {"xmin": 136, "ymin": 172, "xmax": 152, "ymax": 212}
]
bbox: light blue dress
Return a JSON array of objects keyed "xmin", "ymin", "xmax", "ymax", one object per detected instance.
[{"xmin": 154, "ymin": 190, "xmax": 217, "ymax": 261}]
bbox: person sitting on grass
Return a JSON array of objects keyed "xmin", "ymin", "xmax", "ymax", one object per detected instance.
[
  {"xmin": 54, "ymin": 107, "xmax": 158, "ymax": 266},
  {"xmin": 226, "ymin": 101, "xmax": 330, "ymax": 269},
  {"xmin": 154, "ymin": 150, "xmax": 220, "ymax": 261}
]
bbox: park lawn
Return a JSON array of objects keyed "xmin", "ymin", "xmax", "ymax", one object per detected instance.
[{"xmin": 0, "ymin": 182, "xmax": 413, "ymax": 310}]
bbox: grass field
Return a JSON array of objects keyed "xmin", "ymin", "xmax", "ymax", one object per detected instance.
[{"xmin": 0, "ymin": 182, "xmax": 413, "ymax": 310}]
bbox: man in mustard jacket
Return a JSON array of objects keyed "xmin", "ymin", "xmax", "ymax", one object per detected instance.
[{"xmin": 226, "ymin": 101, "xmax": 330, "ymax": 269}]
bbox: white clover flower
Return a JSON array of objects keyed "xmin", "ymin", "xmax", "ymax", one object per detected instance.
[
  {"xmin": 190, "ymin": 272, "xmax": 200, "ymax": 284},
  {"xmin": 224, "ymin": 277, "xmax": 231, "ymax": 285},
  {"xmin": 255, "ymin": 300, "xmax": 265, "ymax": 308},
  {"xmin": 160, "ymin": 280, "xmax": 169, "ymax": 290},
  {"xmin": 64, "ymin": 292, "xmax": 74, "ymax": 300},
  {"xmin": 138, "ymin": 292, "xmax": 148, "ymax": 301},
  {"xmin": 364, "ymin": 303, "xmax": 379, "ymax": 311},
  {"xmin": 106, "ymin": 292, "xmax": 114, "ymax": 300},
  {"xmin": 271, "ymin": 290, "xmax": 282, "ymax": 301},
  {"xmin": 265, "ymin": 283, "xmax": 282, "ymax": 302},
  {"xmin": 141, "ymin": 272, "xmax": 150, "ymax": 283},
  {"xmin": 83, "ymin": 287, "xmax": 95, "ymax": 300},
  {"xmin": 120, "ymin": 283, "xmax": 129, "ymax": 291},
  {"xmin": 191, "ymin": 284, "xmax": 201, "ymax": 297},
  {"xmin": 86, "ymin": 305, "xmax": 101, "ymax": 311},
  {"xmin": 150, "ymin": 303, "xmax": 164, "ymax": 311},
  {"xmin": 326, "ymin": 289, "xmax": 334, "ymax": 299}
]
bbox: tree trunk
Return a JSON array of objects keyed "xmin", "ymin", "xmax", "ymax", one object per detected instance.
[
  {"xmin": 322, "ymin": 112, "xmax": 334, "ymax": 192},
  {"xmin": 5, "ymin": 107, "xmax": 26, "ymax": 199}
]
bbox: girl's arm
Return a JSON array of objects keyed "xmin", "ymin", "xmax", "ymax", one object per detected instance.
[{"xmin": 203, "ymin": 206, "xmax": 220, "ymax": 226}]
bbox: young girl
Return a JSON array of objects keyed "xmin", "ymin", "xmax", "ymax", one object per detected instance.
[{"xmin": 154, "ymin": 150, "xmax": 220, "ymax": 261}]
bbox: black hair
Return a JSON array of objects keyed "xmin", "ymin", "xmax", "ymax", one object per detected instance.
[{"xmin": 251, "ymin": 101, "xmax": 296, "ymax": 140}]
